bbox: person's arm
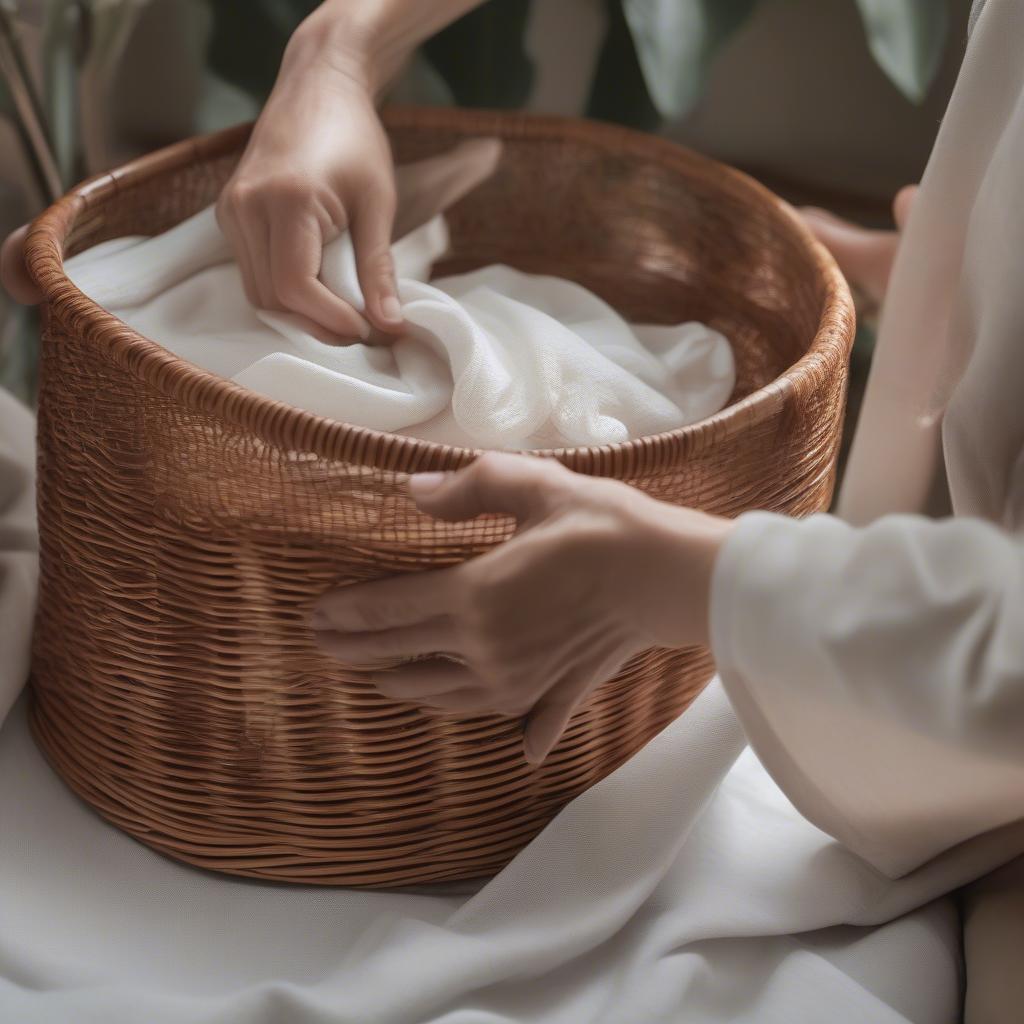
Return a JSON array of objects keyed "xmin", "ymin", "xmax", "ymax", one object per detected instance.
[
  {"xmin": 1, "ymin": 0, "xmax": 487, "ymax": 315},
  {"xmin": 215, "ymin": 0, "xmax": 486, "ymax": 338},
  {"xmin": 310, "ymin": 446, "xmax": 1024, "ymax": 877},
  {"xmin": 301, "ymin": 0, "xmax": 488, "ymax": 95},
  {"xmin": 711, "ymin": 508, "xmax": 1024, "ymax": 877}
]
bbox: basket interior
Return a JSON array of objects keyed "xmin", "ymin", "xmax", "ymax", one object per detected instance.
[{"xmin": 62, "ymin": 115, "xmax": 826, "ymax": 411}]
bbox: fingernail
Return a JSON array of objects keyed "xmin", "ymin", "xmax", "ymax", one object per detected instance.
[
  {"xmin": 381, "ymin": 295, "xmax": 402, "ymax": 323},
  {"xmin": 408, "ymin": 472, "xmax": 448, "ymax": 496},
  {"xmin": 523, "ymin": 736, "xmax": 546, "ymax": 765},
  {"xmin": 356, "ymin": 315, "xmax": 372, "ymax": 341}
]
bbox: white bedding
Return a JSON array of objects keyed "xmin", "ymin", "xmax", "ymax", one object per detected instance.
[{"xmin": 64, "ymin": 207, "xmax": 735, "ymax": 450}]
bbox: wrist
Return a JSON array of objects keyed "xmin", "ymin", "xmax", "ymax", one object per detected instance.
[
  {"xmin": 284, "ymin": 3, "xmax": 379, "ymax": 93},
  {"xmin": 644, "ymin": 504, "xmax": 735, "ymax": 650},
  {"xmin": 288, "ymin": 0, "xmax": 485, "ymax": 96}
]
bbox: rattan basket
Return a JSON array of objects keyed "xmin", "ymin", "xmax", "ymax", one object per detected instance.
[{"xmin": 25, "ymin": 108, "xmax": 853, "ymax": 887}]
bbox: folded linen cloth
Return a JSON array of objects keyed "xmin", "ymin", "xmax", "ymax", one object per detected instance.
[{"xmin": 65, "ymin": 205, "xmax": 734, "ymax": 450}]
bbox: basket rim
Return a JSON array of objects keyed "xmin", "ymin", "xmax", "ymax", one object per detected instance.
[{"xmin": 25, "ymin": 106, "xmax": 854, "ymax": 475}]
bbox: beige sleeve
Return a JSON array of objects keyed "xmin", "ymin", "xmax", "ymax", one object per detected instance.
[{"xmin": 710, "ymin": 509, "xmax": 1024, "ymax": 877}]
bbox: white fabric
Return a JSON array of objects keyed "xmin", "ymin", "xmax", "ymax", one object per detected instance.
[
  {"xmin": 63, "ymin": 207, "xmax": 734, "ymax": 450},
  {"xmin": 1, "ymin": 676, "xmax": 970, "ymax": 1024},
  {"xmin": 1, "ymin": 4, "xmax": 1022, "ymax": 1021},
  {"xmin": 710, "ymin": 1, "xmax": 1024, "ymax": 1019}
]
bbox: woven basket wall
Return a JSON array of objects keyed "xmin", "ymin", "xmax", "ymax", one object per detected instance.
[{"xmin": 25, "ymin": 108, "xmax": 853, "ymax": 887}]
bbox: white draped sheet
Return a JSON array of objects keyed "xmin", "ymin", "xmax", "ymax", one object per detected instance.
[{"xmin": 0, "ymin": 670, "xmax": 964, "ymax": 1023}]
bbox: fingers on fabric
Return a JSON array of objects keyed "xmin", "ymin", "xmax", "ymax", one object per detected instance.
[
  {"xmin": 407, "ymin": 452, "xmax": 572, "ymax": 523},
  {"xmin": 392, "ymin": 138, "xmax": 503, "ymax": 240},
  {"xmin": 217, "ymin": 182, "xmax": 371, "ymax": 340},
  {"xmin": 270, "ymin": 211, "xmax": 370, "ymax": 340},
  {"xmin": 214, "ymin": 138, "xmax": 504, "ymax": 338},
  {"xmin": 350, "ymin": 180, "xmax": 402, "ymax": 332},
  {"xmin": 1, "ymin": 225, "xmax": 43, "ymax": 305},
  {"xmin": 216, "ymin": 183, "xmax": 268, "ymax": 309}
]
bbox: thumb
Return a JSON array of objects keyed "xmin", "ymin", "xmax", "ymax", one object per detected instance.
[
  {"xmin": 407, "ymin": 453, "xmax": 567, "ymax": 523},
  {"xmin": 523, "ymin": 689, "xmax": 577, "ymax": 764},
  {"xmin": 351, "ymin": 182, "xmax": 402, "ymax": 333}
]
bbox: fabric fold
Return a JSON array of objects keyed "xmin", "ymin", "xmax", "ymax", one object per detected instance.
[{"xmin": 65, "ymin": 206, "xmax": 735, "ymax": 450}]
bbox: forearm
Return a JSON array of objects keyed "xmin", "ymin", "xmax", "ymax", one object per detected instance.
[
  {"xmin": 223, "ymin": 0, "xmax": 485, "ymax": 333},
  {"xmin": 288, "ymin": 0, "xmax": 487, "ymax": 94}
]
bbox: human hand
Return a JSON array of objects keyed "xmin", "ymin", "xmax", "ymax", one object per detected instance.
[
  {"xmin": 1, "ymin": 137, "xmax": 501, "ymax": 318},
  {"xmin": 313, "ymin": 453, "xmax": 734, "ymax": 763},
  {"xmin": 800, "ymin": 185, "xmax": 917, "ymax": 315},
  {"xmin": 216, "ymin": 43, "xmax": 397, "ymax": 340},
  {"xmin": 3, "ymin": 0, "xmax": 492, "ymax": 322},
  {"xmin": 3, "ymin": 48, "xmax": 381, "ymax": 324}
]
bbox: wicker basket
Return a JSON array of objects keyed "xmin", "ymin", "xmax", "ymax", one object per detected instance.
[{"xmin": 25, "ymin": 108, "xmax": 853, "ymax": 887}]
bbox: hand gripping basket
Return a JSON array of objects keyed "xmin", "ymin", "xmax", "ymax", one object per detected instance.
[{"xmin": 25, "ymin": 108, "xmax": 854, "ymax": 886}]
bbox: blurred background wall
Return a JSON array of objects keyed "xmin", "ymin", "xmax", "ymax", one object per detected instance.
[
  {"xmin": 1, "ymin": 0, "xmax": 975, "ymax": 401},
  {"xmin": 4, "ymin": 0, "xmax": 976, "ymax": 215},
  {"xmin": 523, "ymin": 0, "xmax": 972, "ymax": 217}
]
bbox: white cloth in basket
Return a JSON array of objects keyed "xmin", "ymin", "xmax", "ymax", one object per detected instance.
[{"xmin": 63, "ymin": 206, "xmax": 734, "ymax": 450}]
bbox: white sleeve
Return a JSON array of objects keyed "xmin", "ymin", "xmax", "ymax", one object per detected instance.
[{"xmin": 710, "ymin": 510, "xmax": 1024, "ymax": 877}]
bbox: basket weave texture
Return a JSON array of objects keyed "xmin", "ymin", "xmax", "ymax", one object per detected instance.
[{"xmin": 25, "ymin": 108, "xmax": 853, "ymax": 887}]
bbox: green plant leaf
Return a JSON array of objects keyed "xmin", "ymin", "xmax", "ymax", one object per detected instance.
[
  {"xmin": 0, "ymin": 302, "xmax": 39, "ymax": 405},
  {"xmin": 41, "ymin": 0, "xmax": 84, "ymax": 186},
  {"xmin": 855, "ymin": 0, "xmax": 950, "ymax": 103},
  {"xmin": 621, "ymin": 0, "xmax": 759, "ymax": 120}
]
